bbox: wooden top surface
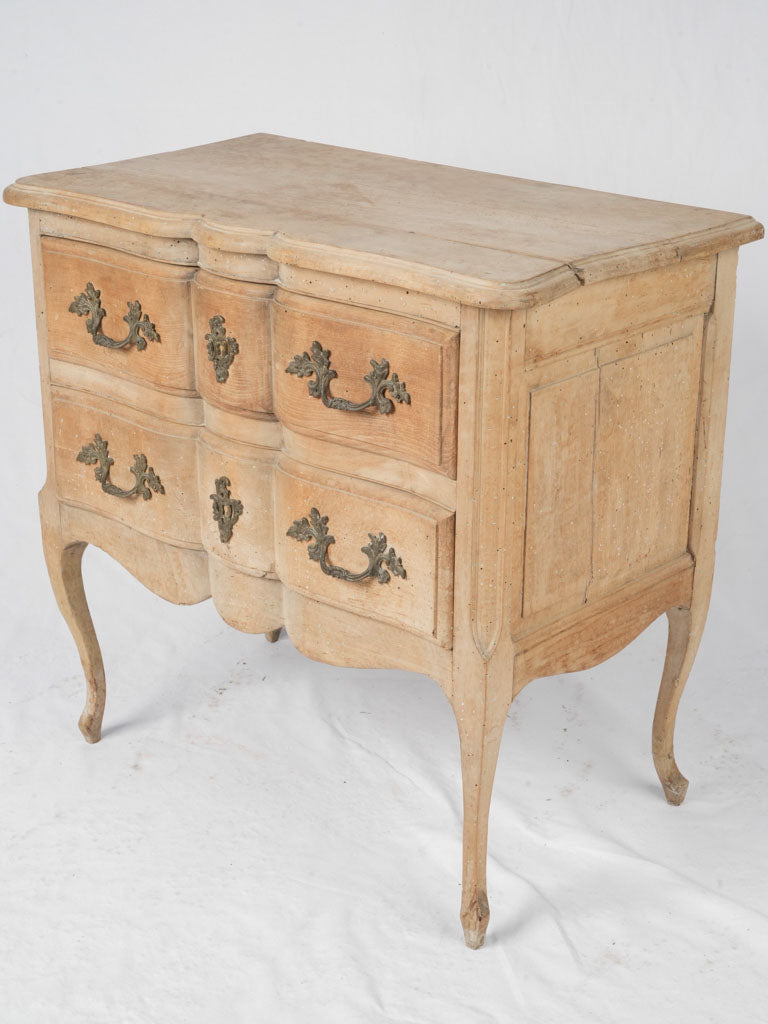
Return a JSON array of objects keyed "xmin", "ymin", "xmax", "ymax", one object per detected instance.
[{"xmin": 5, "ymin": 134, "xmax": 763, "ymax": 307}]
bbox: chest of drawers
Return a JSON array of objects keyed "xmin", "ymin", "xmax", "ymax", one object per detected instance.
[{"xmin": 5, "ymin": 135, "xmax": 762, "ymax": 948}]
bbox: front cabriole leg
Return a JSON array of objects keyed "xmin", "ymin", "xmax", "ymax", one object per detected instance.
[
  {"xmin": 450, "ymin": 661, "xmax": 514, "ymax": 949},
  {"xmin": 40, "ymin": 501, "xmax": 105, "ymax": 743}
]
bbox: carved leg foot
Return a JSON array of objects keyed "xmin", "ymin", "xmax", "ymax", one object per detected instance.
[
  {"xmin": 265, "ymin": 628, "xmax": 281, "ymax": 644},
  {"xmin": 653, "ymin": 606, "xmax": 695, "ymax": 805},
  {"xmin": 452, "ymin": 669, "xmax": 511, "ymax": 950},
  {"xmin": 461, "ymin": 886, "xmax": 490, "ymax": 949},
  {"xmin": 41, "ymin": 517, "xmax": 106, "ymax": 744}
]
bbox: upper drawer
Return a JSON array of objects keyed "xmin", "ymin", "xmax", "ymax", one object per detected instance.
[
  {"xmin": 41, "ymin": 237, "xmax": 196, "ymax": 393},
  {"xmin": 273, "ymin": 291, "xmax": 459, "ymax": 477}
]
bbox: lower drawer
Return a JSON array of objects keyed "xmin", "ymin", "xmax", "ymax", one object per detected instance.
[
  {"xmin": 52, "ymin": 389, "xmax": 200, "ymax": 546},
  {"xmin": 275, "ymin": 458, "xmax": 454, "ymax": 644}
]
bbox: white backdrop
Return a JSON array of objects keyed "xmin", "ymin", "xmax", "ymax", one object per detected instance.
[{"xmin": 1, "ymin": 2, "xmax": 766, "ymax": 1022}]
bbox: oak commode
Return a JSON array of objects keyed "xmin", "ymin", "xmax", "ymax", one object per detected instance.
[{"xmin": 5, "ymin": 136, "xmax": 762, "ymax": 948}]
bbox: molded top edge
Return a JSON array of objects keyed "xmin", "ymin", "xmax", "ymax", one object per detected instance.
[{"xmin": 4, "ymin": 134, "xmax": 763, "ymax": 308}]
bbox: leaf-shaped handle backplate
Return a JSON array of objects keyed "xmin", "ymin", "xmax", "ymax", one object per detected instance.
[
  {"xmin": 286, "ymin": 507, "xmax": 406, "ymax": 584},
  {"xmin": 76, "ymin": 434, "xmax": 164, "ymax": 500},
  {"xmin": 285, "ymin": 342, "xmax": 410, "ymax": 414},
  {"xmin": 69, "ymin": 282, "xmax": 160, "ymax": 351}
]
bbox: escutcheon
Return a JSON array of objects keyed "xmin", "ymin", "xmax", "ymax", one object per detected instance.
[
  {"xmin": 206, "ymin": 315, "xmax": 239, "ymax": 383},
  {"xmin": 210, "ymin": 476, "xmax": 243, "ymax": 543}
]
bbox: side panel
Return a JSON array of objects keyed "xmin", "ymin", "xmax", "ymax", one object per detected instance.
[
  {"xmin": 518, "ymin": 299, "xmax": 707, "ymax": 629},
  {"xmin": 526, "ymin": 256, "xmax": 715, "ymax": 362},
  {"xmin": 590, "ymin": 331, "xmax": 702, "ymax": 596},
  {"xmin": 523, "ymin": 372, "xmax": 598, "ymax": 617}
]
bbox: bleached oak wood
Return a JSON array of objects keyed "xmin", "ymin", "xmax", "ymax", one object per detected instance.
[
  {"xmin": 273, "ymin": 291, "xmax": 459, "ymax": 476},
  {"xmin": 523, "ymin": 371, "xmax": 598, "ymax": 617},
  {"xmin": 40, "ymin": 489, "xmax": 105, "ymax": 743},
  {"xmin": 49, "ymin": 359, "xmax": 204, "ymax": 426},
  {"xmin": 207, "ymin": 556, "xmax": 283, "ymax": 635},
  {"xmin": 192, "ymin": 272, "xmax": 273, "ymax": 415},
  {"xmin": 281, "ymin": 588, "xmax": 453, "ymax": 693},
  {"xmin": 589, "ymin": 331, "xmax": 703, "ymax": 596},
  {"xmin": 525, "ymin": 256, "xmax": 715, "ymax": 362},
  {"xmin": 280, "ymin": 426, "xmax": 457, "ymax": 510},
  {"xmin": 36, "ymin": 211, "xmax": 198, "ymax": 265},
  {"xmin": 198, "ymin": 430, "xmax": 276, "ymax": 574},
  {"xmin": 5, "ymin": 135, "xmax": 761, "ymax": 306},
  {"xmin": 450, "ymin": 305, "xmax": 524, "ymax": 947},
  {"xmin": 51, "ymin": 389, "xmax": 201, "ymax": 546},
  {"xmin": 514, "ymin": 559, "xmax": 694, "ymax": 691},
  {"xmin": 42, "ymin": 237, "xmax": 197, "ymax": 394},
  {"xmin": 277, "ymin": 264, "xmax": 461, "ymax": 327},
  {"xmin": 652, "ymin": 249, "xmax": 740, "ymax": 805},
  {"xmin": 6, "ymin": 139, "xmax": 762, "ymax": 949},
  {"xmin": 275, "ymin": 457, "xmax": 455, "ymax": 644},
  {"xmin": 60, "ymin": 504, "xmax": 210, "ymax": 603}
]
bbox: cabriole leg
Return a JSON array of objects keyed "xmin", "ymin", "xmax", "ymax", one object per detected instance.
[
  {"xmin": 41, "ymin": 520, "xmax": 106, "ymax": 744},
  {"xmin": 452, "ymin": 675, "xmax": 512, "ymax": 949},
  {"xmin": 652, "ymin": 605, "xmax": 697, "ymax": 805}
]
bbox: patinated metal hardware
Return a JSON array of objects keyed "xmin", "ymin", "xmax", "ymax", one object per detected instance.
[
  {"xmin": 210, "ymin": 476, "xmax": 243, "ymax": 543},
  {"xmin": 287, "ymin": 507, "xmax": 406, "ymax": 584},
  {"xmin": 76, "ymin": 434, "xmax": 164, "ymax": 500},
  {"xmin": 69, "ymin": 282, "xmax": 160, "ymax": 351},
  {"xmin": 206, "ymin": 315, "xmax": 239, "ymax": 382},
  {"xmin": 285, "ymin": 341, "xmax": 410, "ymax": 414}
]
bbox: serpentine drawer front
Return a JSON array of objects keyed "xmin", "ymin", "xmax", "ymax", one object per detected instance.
[
  {"xmin": 273, "ymin": 291, "xmax": 459, "ymax": 476},
  {"xmin": 5, "ymin": 135, "xmax": 762, "ymax": 950},
  {"xmin": 43, "ymin": 236, "xmax": 196, "ymax": 393}
]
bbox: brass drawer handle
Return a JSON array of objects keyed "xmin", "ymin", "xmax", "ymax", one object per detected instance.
[
  {"xmin": 285, "ymin": 341, "xmax": 410, "ymax": 414},
  {"xmin": 205, "ymin": 315, "xmax": 239, "ymax": 383},
  {"xmin": 287, "ymin": 507, "xmax": 406, "ymax": 584},
  {"xmin": 69, "ymin": 282, "xmax": 160, "ymax": 351},
  {"xmin": 76, "ymin": 434, "xmax": 164, "ymax": 500},
  {"xmin": 210, "ymin": 476, "xmax": 243, "ymax": 543}
]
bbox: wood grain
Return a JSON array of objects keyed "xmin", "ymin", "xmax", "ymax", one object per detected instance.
[
  {"xmin": 208, "ymin": 556, "xmax": 283, "ymax": 635},
  {"xmin": 7, "ymin": 138, "xmax": 760, "ymax": 951},
  {"xmin": 6, "ymin": 134, "xmax": 762, "ymax": 307},
  {"xmin": 590, "ymin": 331, "xmax": 702, "ymax": 596},
  {"xmin": 652, "ymin": 248, "xmax": 741, "ymax": 804},
  {"xmin": 523, "ymin": 371, "xmax": 598, "ymax": 617},
  {"xmin": 515, "ymin": 559, "xmax": 694, "ymax": 691},
  {"xmin": 273, "ymin": 292, "xmax": 459, "ymax": 476},
  {"xmin": 192, "ymin": 271, "xmax": 273, "ymax": 414},
  {"xmin": 52, "ymin": 389, "xmax": 201, "ymax": 546},
  {"xmin": 198, "ymin": 430, "xmax": 276, "ymax": 574},
  {"xmin": 42, "ymin": 236, "xmax": 196, "ymax": 393},
  {"xmin": 526, "ymin": 256, "xmax": 715, "ymax": 362},
  {"xmin": 282, "ymin": 588, "xmax": 453, "ymax": 693},
  {"xmin": 275, "ymin": 458, "xmax": 454, "ymax": 644},
  {"xmin": 60, "ymin": 503, "xmax": 210, "ymax": 605}
]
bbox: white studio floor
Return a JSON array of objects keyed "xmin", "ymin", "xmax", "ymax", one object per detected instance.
[{"xmin": 1, "ymin": 533, "xmax": 767, "ymax": 1024}]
